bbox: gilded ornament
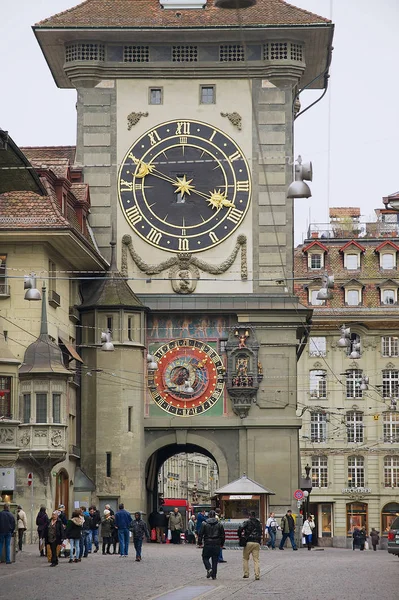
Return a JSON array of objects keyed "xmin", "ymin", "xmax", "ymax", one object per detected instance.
[
  {"xmin": 127, "ymin": 111, "xmax": 149, "ymax": 130},
  {"xmin": 220, "ymin": 111, "xmax": 242, "ymax": 131}
]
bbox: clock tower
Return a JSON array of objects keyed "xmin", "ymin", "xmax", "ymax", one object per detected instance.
[{"xmin": 34, "ymin": 0, "xmax": 333, "ymax": 513}]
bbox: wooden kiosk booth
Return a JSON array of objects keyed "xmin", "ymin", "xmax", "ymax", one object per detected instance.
[{"xmin": 214, "ymin": 474, "xmax": 275, "ymax": 547}]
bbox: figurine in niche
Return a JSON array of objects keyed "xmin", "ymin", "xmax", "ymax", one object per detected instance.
[
  {"xmin": 236, "ymin": 357, "xmax": 248, "ymax": 377},
  {"xmin": 235, "ymin": 329, "xmax": 249, "ymax": 348},
  {"xmin": 257, "ymin": 361, "xmax": 263, "ymax": 375}
]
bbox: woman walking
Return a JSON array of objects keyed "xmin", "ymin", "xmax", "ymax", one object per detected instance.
[
  {"xmin": 302, "ymin": 515, "xmax": 315, "ymax": 551},
  {"xmin": 266, "ymin": 512, "xmax": 278, "ymax": 549},
  {"xmin": 44, "ymin": 511, "xmax": 64, "ymax": 567},
  {"xmin": 17, "ymin": 505, "xmax": 27, "ymax": 552},
  {"xmin": 65, "ymin": 510, "xmax": 84, "ymax": 563},
  {"xmin": 36, "ymin": 505, "xmax": 49, "ymax": 556}
]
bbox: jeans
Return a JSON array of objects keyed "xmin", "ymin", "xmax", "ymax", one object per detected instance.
[
  {"xmin": 118, "ymin": 528, "xmax": 130, "ymax": 556},
  {"xmin": 279, "ymin": 530, "xmax": 297, "ymax": 550},
  {"xmin": 202, "ymin": 545, "xmax": 219, "ymax": 578},
  {"xmin": 133, "ymin": 537, "xmax": 143, "ymax": 558},
  {"xmin": 243, "ymin": 541, "xmax": 260, "ymax": 577},
  {"xmin": 0, "ymin": 533, "xmax": 12, "ymax": 563},
  {"xmin": 69, "ymin": 538, "xmax": 81, "ymax": 560},
  {"xmin": 80, "ymin": 530, "xmax": 90, "ymax": 557},
  {"xmin": 88, "ymin": 528, "xmax": 99, "ymax": 552},
  {"xmin": 267, "ymin": 528, "xmax": 276, "ymax": 548}
]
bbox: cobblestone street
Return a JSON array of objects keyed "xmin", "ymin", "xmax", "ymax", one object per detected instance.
[{"xmin": 0, "ymin": 544, "xmax": 396, "ymax": 600}]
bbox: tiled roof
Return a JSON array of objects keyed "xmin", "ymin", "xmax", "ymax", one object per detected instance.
[
  {"xmin": 339, "ymin": 240, "xmax": 366, "ymax": 253},
  {"xmin": 329, "ymin": 207, "xmax": 361, "ymax": 218},
  {"xmin": 21, "ymin": 146, "xmax": 76, "ymax": 163},
  {"xmin": 302, "ymin": 240, "xmax": 329, "ymax": 253},
  {"xmin": 35, "ymin": 0, "xmax": 330, "ymax": 28},
  {"xmin": 375, "ymin": 240, "xmax": 399, "ymax": 253},
  {"xmin": 71, "ymin": 182, "xmax": 89, "ymax": 203}
]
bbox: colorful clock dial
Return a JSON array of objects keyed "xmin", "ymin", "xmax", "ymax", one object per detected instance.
[{"xmin": 118, "ymin": 119, "xmax": 251, "ymax": 253}]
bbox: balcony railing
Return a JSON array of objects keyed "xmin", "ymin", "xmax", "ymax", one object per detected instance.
[{"xmin": 307, "ymin": 221, "xmax": 399, "ymax": 241}]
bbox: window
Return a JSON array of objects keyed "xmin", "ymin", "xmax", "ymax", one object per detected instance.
[
  {"xmin": 53, "ymin": 393, "xmax": 61, "ymax": 423},
  {"xmin": 346, "ymin": 411, "xmax": 364, "ymax": 443},
  {"xmin": 127, "ymin": 317, "xmax": 133, "ymax": 342},
  {"xmin": 0, "ymin": 376, "xmax": 11, "ymax": 418},
  {"xmin": 200, "ymin": 85, "xmax": 215, "ymax": 104},
  {"xmin": 346, "ymin": 333, "xmax": 361, "ymax": 357},
  {"xmin": 382, "ymin": 369, "xmax": 399, "ymax": 398},
  {"xmin": 321, "ymin": 504, "xmax": 332, "ymax": 537},
  {"xmin": 383, "ymin": 411, "xmax": 399, "ymax": 443},
  {"xmin": 48, "ymin": 260, "xmax": 56, "ymax": 293},
  {"xmin": 382, "ymin": 502, "xmax": 399, "ymax": 533},
  {"xmin": 347, "ymin": 455, "xmax": 364, "ymax": 487},
  {"xmin": 106, "ymin": 316, "xmax": 113, "ymax": 332},
  {"xmin": 310, "ymin": 412, "xmax": 327, "ymax": 442},
  {"xmin": 311, "ymin": 456, "xmax": 328, "ymax": 488},
  {"xmin": 310, "ymin": 253, "xmax": 322, "ymax": 269},
  {"xmin": 384, "ymin": 456, "xmax": 399, "ymax": 487},
  {"xmin": 309, "ymin": 337, "xmax": 327, "ymax": 357},
  {"xmin": 22, "ymin": 393, "xmax": 31, "ymax": 423},
  {"xmin": 346, "ymin": 369, "xmax": 363, "ymax": 399},
  {"xmin": 345, "ymin": 254, "xmax": 359, "ymax": 270},
  {"xmin": 106, "ymin": 453, "xmax": 112, "ymax": 477},
  {"xmin": 0, "ymin": 254, "xmax": 8, "ymax": 295},
  {"xmin": 36, "ymin": 393, "xmax": 47, "ymax": 422},
  {"xmin": 347, "ymin": 289, "xmax": 360, "ymax": 306},
  {"xmin": 310, "ymin": 290, "xmax": 324, "ymax": 306},
  {"xmin": 382, "ymin": 336, "xmax": 399, "ymax": 357},
  {"xmin": 149, "ymin": 88, "xmax": 163, "ymax": 105},
  {"xmin": 309, "ymin": 370, "xmax": 327, "ymax": 399},
  {"xmin": 346, "ymin": 502, "xmax": 367, "ymax": 535},
  {"xmin": 382, "ymin": 289, "xmax": 395, "ymax": 305},
  {"xmin": 128, "ymin": 407, "xmax": 133, "ymax": 432},
  {"xmin": 382, "ymin": 253, "xmax": 395, "ymax": 269}
]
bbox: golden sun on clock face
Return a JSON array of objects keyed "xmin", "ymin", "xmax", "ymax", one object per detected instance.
[
  {"xmin": 118, "ymin": 119, "xmax": 251, "ymax": 253},
  {"xmin": 147, "ymin": 339, "xmax": 225, "ymax": 417}
]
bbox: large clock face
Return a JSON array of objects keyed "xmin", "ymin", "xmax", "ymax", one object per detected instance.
[
  {"xmin": 148, "ymin": 339, "xmax": 225, "ymax": 417},
  {"xmin": 118, "ymin": 119, "xmax": 251, "ymax": 253}
]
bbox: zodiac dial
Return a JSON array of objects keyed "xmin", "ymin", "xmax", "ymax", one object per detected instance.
[
  {"xmin": 147, "ymin": 339, "xmax": 225, "ymax": 417},
  {"xmin": 118, "ymin": 119, "xmax": 251, "ymax": 253}
]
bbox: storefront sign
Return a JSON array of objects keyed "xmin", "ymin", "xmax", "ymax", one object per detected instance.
[
  {"xmin": 229, "ymin": 495, "xmax": 253, "ymax": 500},
  {"xmin": 341, "ymin": 487, "xmax": 371, "ymax": 494}
]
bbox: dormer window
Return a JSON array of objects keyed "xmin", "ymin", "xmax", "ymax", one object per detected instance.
[
  {"xmin": 347, "ymin": 289, "xmax": 360, "ymax": 306},
  {"xmin": 375, "ymin": 241, "xmax": 399, "ymax": 270},
  {"xmin": 303, "ymin": 241, "xmax": 328, "ymax": 273},
  {"xmin": 382, "ymin": 253, "xmax": 395, "ymax": 269},
  {"xmin": 383, "ymin": 289, "xmax": 395, "ymax": 305},
  {"xmin": 342, "ymin": 280, "xmax": 363, "ymax": 306},
  {"xmin": 378, "ymin": 280, "xmax": 399, "ymax": 306},
  {"xmin": 340, "ymin": 240, "xmax": 365, "ymax": 272},
  {"xmin": 345, "ymin": 254, "xmax": 359, "ymax": 270},
  {"xmin": 309, "ymin": 253, "xmax": 323, "ymax": 270}
]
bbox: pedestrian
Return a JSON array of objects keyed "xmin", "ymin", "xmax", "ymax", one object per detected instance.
[
  {"xmin": 0, "ymin": 503, "xmax": 15, "ymax": 565},
  {"xmin": 131, "ymin": 512, "xmax": 150, "ymax": 561},
  {"xmin": 187, "ymin": 515, "xmax": 196, "ymax": 544},
  {"xmin": 301, "ymin": 514, "xmax": 315, "ymax": 551},
  {"xmin": 266, "ymin": 511, "xmax": 278, "ymax": 549},
  {"xmin": 198, "ymin": 510, "xmax": 225, "ymax": 581},
  {"xmin": 111, "ymin": 518, "xmax": 119, "ymax": 555},
  {"xmin": 352, "ymin": 526, "xmax": 364, "ymax": 550},
  {"xmin": 168, "ymin": 507, "xmax": 184, "ymax": 544},
  {"xmin": 154, "ymin": 507, "xmax": 168, "ymax": 543},
  {"xmin": 196, "ymin": 509, "xmax": 207, "ymax": 542},
  {"xmin": 104, "ymin": 504, "xmax": 115, "ymax": 516},
  {"xmin": 65, "ymin": 510, "xmax": 84, "ymax": 563},
  {"xmin": 16, "ymin": 505, "xmax": 27, "ymax": 552},
  {"xmin": 80, "ymin": 506, "xmax": 90, "ymax": 558},
  {"xmin": 88, "ymin": 505, "xmax": 101, "ymax": 553},
  {"xmin": 36, "ymin": 505, "xmax": 49, "ymax": 556},
  {"xmin": 359, "ymin": 526, "xmax": 367, "ymax": 551},
  {"xmin": 370, "ymin": 527, "xmax": 380, "ymax": 551},
  {"xmin": 57, "ymin": 504, "xmax": 67, "ymax": 527},
  {"xmin": 238, "ymin": 511, "xmax": 262, "ymax": 581},
  {"xmin": 215, "ymin": 508, "xmax": 227, "ymax": 563},
  {"xmin": 279, "ymin": 509, "xmax": 298, "ymax": 551},
  {"xmin": 44, "ymin": 510, "xmax": 64, "ymax": 567},
  {"xmin": 101, "ymin": 510, "xmax": 114, "ymax": 555},
  {"xmin": 114, "ymin": 503, "xmax": 132, "ymax": 557}
]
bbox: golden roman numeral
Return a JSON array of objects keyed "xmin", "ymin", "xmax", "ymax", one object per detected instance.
[
  {"xmin": 148, "ymin": 130, "xmax": 161, "ymax": 146},
  {"xmin": 180, "ymin": 136, "xmax": 188, "ymax": 145},
  {"xmin": 227, "ymin": 208, "xmax": 244, "ymax": 224},
  {"xmin": 134, "ymin": 183, "xmax": 142, "ymax": 190},
  {"xmin": 178, "ymin": 238, "xmax": 189, "ymax": 251},
  {"xmin": 209, "ymin": 231, "xmax": 219, "ymax": 243},
  {"xmin": 146, "ymin": 228, "xmax": 162, "ymax": 245},
  {"xmin": 236, "ymin": 180, "xmax": 250, "ymax": 192},
  {"xmin": 120, "ymin": 179, "xmax": 133, "ymax": 192},
  {"xmin": 209, "ymin": 130, "xmax": 217, "ymax": 142},
  {"xmin": 126, "ymin": 206, "xmax": 142, "ymax": 225},
  {"xmin": 176, "ymin": 121, "xmax": 191, "ymax": 136},
  {"xmin": 229, "ymin": 150, "xmax": 241, "ymax": 162},
  {"xmin": 181, "ymin": 228, "xmax": 187, "ymax": 236}
]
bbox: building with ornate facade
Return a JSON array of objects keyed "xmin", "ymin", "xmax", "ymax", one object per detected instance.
[
  {"xmin": 295, "ymin": 203, "xmax": 399, "ymax": 548},
  {"xmin": 158, "ymin": 452, "xmax": 218, "ymax": 504}
]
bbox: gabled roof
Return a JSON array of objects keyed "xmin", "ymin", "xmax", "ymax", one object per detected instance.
[
  {"xmin": 341, "ymin": 279, "xmax": 364, "ymax": 288},
  {"xmin": 35, "ymin": 0, "xmax": 331, "ymax": 28},
  {"xmin": 339, "ymin": 240, "xmax": 366, "ymax": 253},
  {"xmin": 302, "ymin": 240, "xmax": 329, "ymax": 254},
  {"xmin": 377, "ymin": 279, "xmax": 399, "ymax": 288},
  {"xmin": 375, "ymin": 240, "xmax": 399, "ymax": 253},
  {"xmin": 215, "ymin": 474, "xmax": 275, "ymax": 495}
]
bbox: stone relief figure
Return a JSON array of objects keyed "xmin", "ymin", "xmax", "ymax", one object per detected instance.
[
  {"xmin": 51, "ymin": 430, "xmax": 62, "ymax": 448},
  {"xmin": 0, "ymin": 428, "xmax": 15, "ymax": 444},
  {"xmin": 20, "ymin": 431, "xmax": 30, "ymax": 447},
  {"xmin": 236, "ymin": 357, "xmax": 249, "ymax": 377}
]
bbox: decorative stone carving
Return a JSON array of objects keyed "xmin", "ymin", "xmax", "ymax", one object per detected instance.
[
  {"xmin": 221, "ymin": 111, "xmax": 242, "ymax": 131},
  {"xmin": 20, "ymin": 431, "xmax": 30, "ymax": 447},
  {"xmin": 121, "ymin": 234, "xmax": 248, "ymax": 293},
  {"xmin": 127, "ymin": 111, "xmax": 148, "ymax": 130},
  {"xmin": 34, "ymin": 430, "xmax": 47, "ymax": 438},
  {"xmin": 225, "ymin": 326, "xmax": 261, "ymax": 418},
  {"xmin": 51, "ymin": 430, "xmax": 62, "ymax": 448},
  {"xmin": 0, "ymin": 428, "xmax": 15, "ymax": 444}
]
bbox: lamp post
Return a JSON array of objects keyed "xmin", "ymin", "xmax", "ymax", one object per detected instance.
[{"xmin": 300, "ymin": 464, "xmax": 313, "ymax": 520}]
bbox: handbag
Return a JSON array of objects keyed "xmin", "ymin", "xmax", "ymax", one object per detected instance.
[{"xmin": 364, "ymin": 540, "xmax": 369, "ymax": 550}]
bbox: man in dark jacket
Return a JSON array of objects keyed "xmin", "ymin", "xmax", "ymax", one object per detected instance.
[
  {"xmin": 114, "ymin": 503, "xmax": 133, "ymax": 557},
  {"xmin": 198, "ymin": 510, "xmax": 225, "ymax": 580},
  {"xmin": 131, "ymin": 512, "xmax": 150, "ymax": 561},
  {"xmin": 88, "ymin": 505, "xmax": 101, "ymax": 553},
  {"xmin": 153, "ymin": 508, "xmax": 168, "ymax": 543},
  {"xmin": 279, "ymin": 509, "xmax": 297, "ymax": 551},
  {"xmin": 0, "ymin": 504, "xmax": 15, "ymax": 564},
  {"xmin": 238, "ymin": 511, "xmax": 262, "ymax": 580}
]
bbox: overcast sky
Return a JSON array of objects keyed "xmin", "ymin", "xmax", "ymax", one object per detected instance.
[{"xmin": 1, "ymin": 0, "xmax": 398, "ymax": 244}]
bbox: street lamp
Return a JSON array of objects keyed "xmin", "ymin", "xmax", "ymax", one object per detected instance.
[{"xmin": 300, "ymin": 464, "xmax": 313, "ymax": 519}]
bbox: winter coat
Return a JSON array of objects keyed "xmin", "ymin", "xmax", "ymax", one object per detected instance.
[
  {"xmin": 188, "ymin": 519, "xmax": 196, "ymax": 533},
  {"xmin": 0, "ymin": 508, "xmax": 15, "ymax": 535},
  {"xmin": 281, "ymin": 514, "xmax": 295, "ymax": 534},
  {"xmin": 153, "ymin": 511, "xmax": 168, "ymax": 528},
  {"xmin": 44, "ymin": 518, "xmax": 64, "ymax": 545},
  {"xmin": 17, "ymin": 509, "xmax": 27, "ymax": 530},
  {"xmin": 82, "ymin": 512, "xmax": 90, "ymax": 531},
  {"xmin": 266, "ymin": 516, "xmax": 278, "ymax": 533},
  {"xmin": 101, "ymin": 516, "xmax": 114, "ymax": 538},
  {"xmin": 114, "ymin": 509, "xmax": 132, "ymax": 530},
  {"xmin": 65, "ymin": 516, "xmax": 84, "ymax": 539},
  {"xmin": 131, "ymin": 518, "xmax": 150, "ymax": 540},
  {"xmin": 198, "ymin": 517, "xmax": 225, "ymax": 547},
  {"xmin": 36, "ymin": 510, "xmax": 49, "ymax": 533},
  {"xmin": 370, "ymin": 529, "xmax": 380, "ymax": 544},
  {"xmin": 88, "ymin": 510, "xmax": 101, "ymax": 530},
  {"xmin": 238, "ymin": 517, "xmax": 263, "ymax": 544},
  {"xmin": 196, "ymin": 512, "xmax": 207, "ymax": 533},
  {"xmin": 168, "ymin": 511, "xmax": 184, "ymax": 532},
  {"xmin": 302, "ymin": 519, "xmax": 315, "ymax": 536}
]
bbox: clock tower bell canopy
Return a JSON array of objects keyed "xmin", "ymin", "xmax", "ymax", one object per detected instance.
[{"xmin": 33, "ymin": 0, "xmax": 333, "ymax": 90}]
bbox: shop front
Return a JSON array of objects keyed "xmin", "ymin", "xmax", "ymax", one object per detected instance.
[
  {"xmin": 381, "ymin": 502, "xmax": 399, "ymax": 535},
  {"xmin": 308, "ymin": 502, "xmax": 334, "ymax": 546}
]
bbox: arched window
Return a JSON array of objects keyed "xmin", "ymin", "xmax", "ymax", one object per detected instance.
[
  {"xmin": 346, "ymin": 411, "xmax": 364, "ymax": 443},
  {"xmin": 347, "ymin": 455, "xmax": 364, "ymax": 488},
  {"xmin": 346, "ymin": 502, "xmax": 368, "ymax": 535},
  {"xmin": 381, "ymin": 502, "xmax": 399, "ymax": 534},
  {"xmin": 383, "ymin": 456, "xmax": 399, "ymax": 487},
  {"xmin": 311, "ymin": 455, "xmax": 328, "ymax": 487}
]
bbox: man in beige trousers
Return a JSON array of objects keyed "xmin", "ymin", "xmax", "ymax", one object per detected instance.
[{"xmin": 238, "ymin": 511, "xmax": 262, "ymax": 581}]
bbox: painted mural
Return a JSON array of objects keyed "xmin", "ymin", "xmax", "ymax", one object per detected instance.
[{"xmin": 147, "ymin": 314, "xmax": 230, "ymax": 341}]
